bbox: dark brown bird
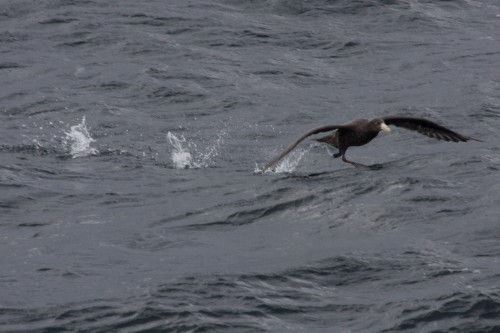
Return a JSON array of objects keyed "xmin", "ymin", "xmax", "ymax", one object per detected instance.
[{"xmin": 262, "ymin": 116, "xmax": 480, "ymax": 172}]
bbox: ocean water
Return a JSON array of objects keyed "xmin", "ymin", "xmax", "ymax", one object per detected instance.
[{"xmin": 1, "ymin": 0, "xmax": 500, "ymax": 332}]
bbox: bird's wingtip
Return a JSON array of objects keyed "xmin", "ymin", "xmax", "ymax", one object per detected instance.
[{"xmin": 469, "ymin": 136, "xmax": 484, "ymax": 142}]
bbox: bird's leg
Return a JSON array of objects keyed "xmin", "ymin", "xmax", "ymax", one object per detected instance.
[
  {"xmin": 333, "ymin": 147, "xmax": 346, "ymax": 159},
  {"xmin": 341, "ymin": 154, "xmax": 368, "ymax": 168}
]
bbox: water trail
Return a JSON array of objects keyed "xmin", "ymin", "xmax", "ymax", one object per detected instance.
[{"xmin": 64, "ymin": 116, "xmax": 98, "ymax": 158}]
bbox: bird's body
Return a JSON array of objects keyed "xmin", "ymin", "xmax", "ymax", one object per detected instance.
[
  {"xmin": 262, "ymin": 116, "xmax": 480, "ymax": 172},
  {"xmin": 316, "ymin": 118, "xmax": 381, "ymax": 149}
]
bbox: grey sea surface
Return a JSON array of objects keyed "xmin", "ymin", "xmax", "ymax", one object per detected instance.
[{"xmin": 1, "ymin": 0, "xmax": 500, "ymax": 332}]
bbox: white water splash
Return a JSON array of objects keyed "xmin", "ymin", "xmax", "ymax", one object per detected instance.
[
  {"xmin": 167, "ymin": 132, "xmax": 198, "ymax": 169},
  {"xmin": 64, "ymin": 116, "xmax": 98, "ymax": 158},
  {"xmin": 256, "ymin": 147, "xmax": 310, "ymax": 174},
  {"xmin": 274, "ymin": 148, "xmax": 308, "ymax": 173},
  {"xmin": 166, "ymin": 130, "xmax": 226, "ymax": 169}
]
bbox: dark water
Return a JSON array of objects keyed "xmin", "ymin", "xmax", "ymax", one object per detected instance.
[{"xmin": 1, "ymin": 0, "xmax": 500, "ymax": 332}]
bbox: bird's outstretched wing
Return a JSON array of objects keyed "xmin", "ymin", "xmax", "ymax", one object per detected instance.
[
  {"xmin": 383, "ymin": 116, "xmax": 481, "ymax": 142},
  {"xmin": 261, "ymin": 124, "xmax": 343, "ymax": 173}
]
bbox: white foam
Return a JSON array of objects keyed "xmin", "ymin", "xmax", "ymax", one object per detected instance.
[{"xmin": 64, "ymin": 116, "xmax": 98, "ymax": 158}]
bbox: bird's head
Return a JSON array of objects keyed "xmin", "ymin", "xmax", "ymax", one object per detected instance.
[{"xmin": 372, "ymin": 118, "xmax": 391, "ymax": 133}]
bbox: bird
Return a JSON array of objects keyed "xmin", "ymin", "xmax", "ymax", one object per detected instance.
[{"xmin": 261, "ymin": 116, "xmax": 481, "ymax": 172}]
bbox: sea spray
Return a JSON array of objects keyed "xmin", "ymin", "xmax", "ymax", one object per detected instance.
[
  {"xmin": 166, "ymin": 129, "xmax": 226, "ymax": 169},
  {"xmin": 274, "ymin": 148, "xmax": 308, "ymax": 173},
  {"xmin": 65, "ymin": 116, "xmax": 98, "ymax": 158},
  {"xmin": 256, "ymin": 146, "xmax": 311, "ymax": 174},
  {"xmin": 166, "ymin": 131, "xmax": 197, "ymax": 169},
  {"xmin": 198, "ymin": 130, "xmax": 226, "ymax": 167}
]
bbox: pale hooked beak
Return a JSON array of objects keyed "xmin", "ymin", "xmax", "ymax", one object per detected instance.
[{"xmin": 380, "ymin": 122, "xmax": 391, "ymax": 133}]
